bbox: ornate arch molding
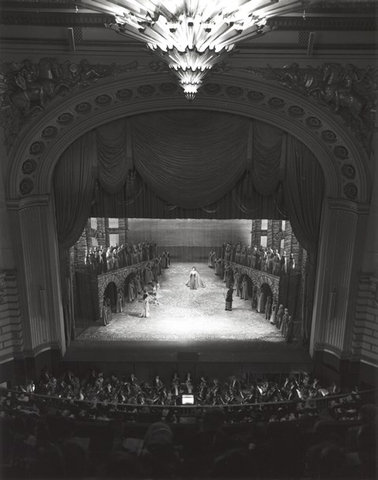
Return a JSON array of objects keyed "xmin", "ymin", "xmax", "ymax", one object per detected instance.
[{"xmin": 5, "ymin": 70, "xmax": 370, "ymax": 204}]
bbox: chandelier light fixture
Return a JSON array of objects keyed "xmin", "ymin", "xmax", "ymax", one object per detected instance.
[{"xmin": 77, "ymin": 1, "xmax": 314, "ymax": 100}]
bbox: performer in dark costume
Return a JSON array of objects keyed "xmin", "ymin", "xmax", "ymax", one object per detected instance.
[{"xmin": 225, "ymin": 287, "xmax": 234, "ymax": 311}]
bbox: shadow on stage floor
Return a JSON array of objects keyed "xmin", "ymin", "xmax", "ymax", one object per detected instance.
[{"xmin": 64, "ymin": 263, "xmax": 313, "ymax": 374}]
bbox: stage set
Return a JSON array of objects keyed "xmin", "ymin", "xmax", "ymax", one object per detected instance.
[{"xmin": 64, "ymin": 260, "xmax": 312, "ymax": 380}]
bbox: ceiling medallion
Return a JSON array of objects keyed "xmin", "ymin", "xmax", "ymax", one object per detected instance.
[{"xmin": 77, "ymin": 1, "xmax": 314, "ymax": 100}]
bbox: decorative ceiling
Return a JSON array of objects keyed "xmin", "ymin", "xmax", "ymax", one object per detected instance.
[{"xmin": 0, "ymin": 0, "xmax": 376, "ymax": 61}]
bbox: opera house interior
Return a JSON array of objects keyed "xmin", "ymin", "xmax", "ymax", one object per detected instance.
[{"xmin": 0, "ymin": 0, "xmax": 377, "ymax": 479}]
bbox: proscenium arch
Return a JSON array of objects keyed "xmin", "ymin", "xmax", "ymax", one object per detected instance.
[{"xmin": 6, "ymin": 70, "xmax": 371, "ymax": 204}]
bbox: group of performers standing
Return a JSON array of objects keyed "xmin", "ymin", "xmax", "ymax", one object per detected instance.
[
  {"xmin": 208, "ymin": 242, "xmax": 296, "ymax": 277},
  {"xmin": 209, "ymin": 248, "xmax": 295, "ymax": 342},
  {"xmin": 85, "ymin": 240, "xmax": 158, "ymax": 275}
]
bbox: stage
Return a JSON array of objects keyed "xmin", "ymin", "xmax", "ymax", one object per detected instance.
[{"xmin": 63, "ymin": 263, "xmax": 313, "ymax": 377}]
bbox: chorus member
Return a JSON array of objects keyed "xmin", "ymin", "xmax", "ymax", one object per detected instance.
[
  {"xmin": 276, "ymin": 304, "xmax": 284, "ymax": 329},
  {"xmin": 140, "ymin": 291, "xmax": 151, "ymax": 318},
  {"xmin": 116, "ymin": 290, "xmax": 123, "ymax": 313},
  {"xmin": 270, "ymin": 304, "xmax": 277, "ymax": 325},
  {"xmin": 241, "ymin": 277, "xmax": 248, "ymax": 300},
  {"xmin": 102, "ymin": 298, "xmax": 111, "ymax": 326},
  {"xmin": 225, "ymin": 287, "xmax": 234, "ymax": 311}
]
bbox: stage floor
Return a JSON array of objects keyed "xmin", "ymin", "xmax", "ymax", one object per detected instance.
[
  {"xmin": 79, "ymin": 262, "xmax": 284, "ymax": 343},
  {"xmin": 65, "ymin": 263, "xmax": 312, "ymax": 370}
]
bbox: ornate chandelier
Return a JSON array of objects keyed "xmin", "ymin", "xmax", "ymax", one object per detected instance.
[{"xmin": 77, "ymin": 1, "xmax": 314, "ymax": 100}]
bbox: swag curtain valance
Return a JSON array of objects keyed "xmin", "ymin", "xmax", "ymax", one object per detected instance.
[
  {"xmin": 53, "ymin": 110, "xmax": 324, "ymax": 254},
  {"xmin": 132, "ymin": 111, "xmax": 250, "ymax": 209}
]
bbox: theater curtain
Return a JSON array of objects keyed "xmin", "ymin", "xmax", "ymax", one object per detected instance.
[
  {"xmin": 284, "ymin": 135, "xmax": 325, "ymax": 346},
  {"xmin": 54, "ymin": 130, "xmax": 97, "ymax": 250},
  {"xmin": 91, "ymin": 173, "xmax": 282, "ymax": 220},
  {"xmin": 97, "ymin": 119, "xmax": 132, "ymax": 194},
  {"xmin": 131, "ymin": 111, "xmax": 250, "ymax": 209},
  {"xmin": 250, "ymin": 121, "xmax": 285, "ymax": 196},
  {"xmin": 53, "ymin": 114, "xmax": 324, "ymax": 254},
  {"xmin": 54, "ymin": 130, "xmax": 97, "ymax": 342}
]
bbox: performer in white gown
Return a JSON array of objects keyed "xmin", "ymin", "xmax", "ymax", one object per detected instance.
[
  {"xmin": 140, "ymin": 292, "xmax": 151, "ymax": 318},
  {"xmin": 186, "ymin": 266, "xmax": 205, "ymax": 290}
]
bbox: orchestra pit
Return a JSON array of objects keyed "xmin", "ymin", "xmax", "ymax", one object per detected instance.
[{"xmin": 0, "ymin": 1, "xmax": 377, "ymax": 479}]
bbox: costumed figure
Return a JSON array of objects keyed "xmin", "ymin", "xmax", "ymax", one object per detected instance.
[
  {"xmin": 135, "ymin": 274, "xmax": 143, "ymax": 296},
  {"xmin": 102, "ymin": 298, "xmax": 111, "ymax": 326},
  {"xmin": 288, "ymin": 253, "xmax": 295, "ymax": 273},
  {"xmin": 270, "ymin": 304, "xmax": 277, "ymax": 325},
  {"xmin": 140, "ymin": 291, "xmax": 151, "ymax": 318},
  {"xmin": 252, "ymin": 286, "xmax": 258, "ymax": 310},
  {"xmin": 285, "ymin": 315, "xmax": 294, "ymax": 343},
  {"xmin": 276, "ymin": 304, "xmax": 284, "ymax": 329},
  {"xmin": 240, "ymin": 245, "xmax": 247, "ymax": 265},
  {"xmin": 267, "ymin": 248, "xmax": 274, "ymax": 273},
  {"xmin": 116, "ymin": 290, "xmax": 124, "ymax": 313},
  {"xmin": 128, "ymin": 280, "xmax": 136, "ymax": 302},
  {"xmin": 241, "ymin": 277, "xmax": 248, "ymax": 300},
  {"xmin": 234, "ymin": 269, "xmax": 241, "ymax": 297},
  {"xmin": 112, "ymin": 247, "xmax": 119, "ymax": 270},
  {"xmin": 235, "ymin": 243, "xmax": 241, "ymax": 264},
  {"xmin": 225, "ymin": 243, "xmax": 231, "ymax": 261},
  {"xmin": 151, "ymin": 260, "xmax": 159, "ymax": 282},
  {"xmin": 106, "ymin": 247, "xmax": 113, "ymax": 271},
  {"xmin": 255, "ymin": 248, "xmax": 261, "ymax": 270},
  {"xmin": 272, "ymin": 251, "xmax": 281, "ymax": 275},
  {"xmin": 208, "ymin": 250, "xmax": 213, "ymax": 268},
  {"xmin": 186, "ymin": 266, "xmax": 205, "ymax": 289},
  {"xmin": 100, "ymin": 247, "xmax": 107, "ymax": 273},
  {"xmin": 251, "ymin": 246, "xmax": 257, "ymax": 268},
  {"xmin": 280, "ymin": 251, "xmax": 288, "ymax": 275},
  {"xmin": 225, "ymin": 264, "xmax": 233, "ymax": 288},
  {"xmin": 265, "ymin": 295, "xmax": 272, "ymax": 320},
  {"xmin": 257, "ymin": 287, "xmax": 266, "ymax": 313},
  {"xmin": 166, "ymin": 251, "xmax": 170, "ymax": 267},
  {"xmin": 162, "ymin": 251, "xmax": 169, "ymax": 269},
  {"xmin": 144, "ymin": 264, "xmax": 153, "ymax": 284},
  {"xmin": 151, "ymin": 282, "xmax": 160, "ymax": 305},
  {"xmin": 260, "ymin": 250, "xmax": 268, "ymax": 272},
  {"xmin": 210, "ymin": 250, "xmax": 216, "ymax": 268},
  {"xmin": 214, "ymin": 257, "xmax": 222, "ymax": 276},
  {"xmin": 281, "ymin": 308, "xmax": 290, "ymax": 336},
  {"xmin": 225, "ymin": 287, "xmax": 234, "ymax": 311}
]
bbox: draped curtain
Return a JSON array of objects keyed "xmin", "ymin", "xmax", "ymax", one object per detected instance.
[
  {"xmin": 250, "ymin": 121, "xmax": 285, "ymax": 195},
  {"xmin": 283, "ymin": 135, "xmax": 325, "ymax": 346},
  {"xmin": 54, "ymin": 130, "xmax": 97, "ymax": 250},
  {"xmin": 97, "ymin": 119, "xmax": 132, "ymax": 194},
  {"xmin": 54, "ymin": 130, "xmax": 97, "ymax": 344},
  {"xmin": 53, "ymin": 110, "xmax": 324, "ymax": 251},
  {"xmin": 131, "ymin": 111, "xmax": 250, "ymax": 209}
]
